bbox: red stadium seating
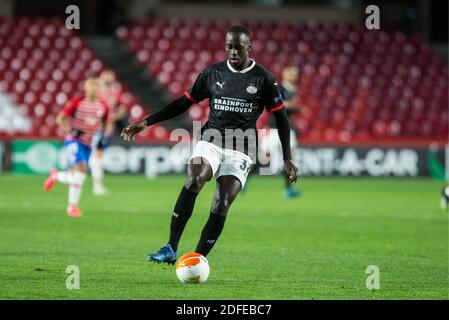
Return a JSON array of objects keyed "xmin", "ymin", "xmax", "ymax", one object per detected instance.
[
  {"xmin": 117, "ymin": 18, "xmax": 448, "ymax": 144},
  {"xmin": 0, "ymin": 17, "xmax": 165, "ymax": 141}
]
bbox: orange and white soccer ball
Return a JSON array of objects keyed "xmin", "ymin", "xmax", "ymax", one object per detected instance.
[{"xmin": 175, "ymin": 252, "xmax": 210, "ymax": 284}]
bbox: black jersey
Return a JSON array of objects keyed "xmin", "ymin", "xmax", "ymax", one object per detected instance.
[{"xmin": 184, "ymin": 60, "xmax": 285, "ymax": 161}]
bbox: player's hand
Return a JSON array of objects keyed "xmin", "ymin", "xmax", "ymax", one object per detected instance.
[
  {"xmin": 120, "ymin": 120, "xmax": 147, "ymax": 141},
  {"xmin": 284, "ymin": 160, "xmax": 299, "ymax": 184},
  {"xmin": 71, "ymin": 129, "xmax": 85, "ymax": 138}
]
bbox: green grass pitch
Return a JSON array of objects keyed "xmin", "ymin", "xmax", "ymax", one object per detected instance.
[{"xmin": 0, "ymin": 174, "xmax": 447, "ymax": 299}]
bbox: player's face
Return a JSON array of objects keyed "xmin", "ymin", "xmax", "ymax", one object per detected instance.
[
  {"xmin": 84, "ymin": 79, "xmax": 99, "ymax": 97},
  {"xmin": 284, "ymin": 67, "xmax": 299, "ymax": 83},
  {"xmin": 225, "ymin": 32, "xmax": 251, "ymax": 70},
  {"xmin": 100, "ymin": 71, "xmax": 115, "ymax": 86}
]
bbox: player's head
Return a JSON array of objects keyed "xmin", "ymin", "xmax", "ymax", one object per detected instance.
[
  {"xmin": 225, "ymin": 25, "xmax": 251, "ymax": 70},
  {"xmin": 83, "ymin": 76, "xmax": 100, "ymax": 98},
  {"xmin": 100, "ymin": 69, "xmax": 116, "ymax": 87},
  {"xmin": 282, "ymin": 66, "xmax": 299, "ymax": 84}
]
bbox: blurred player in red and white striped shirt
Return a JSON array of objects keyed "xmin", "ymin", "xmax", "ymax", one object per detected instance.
[
  {"xmin": 90, "ymin": 70, "xmax": 127, "ymax": 196},
  {"xmin": 43, "ymin": 77, "xmax": 109, "ymax": 217}
]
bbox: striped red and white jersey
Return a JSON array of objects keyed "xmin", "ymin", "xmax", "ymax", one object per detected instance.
[
  {"xmin": 60, "ymin": 96, "xmax": 110, "ymax": 145},
  {"xmin": 99, "ymin": 83, "xmax": 123, "ymax": 113},
  {"xmin": 99, "ymin": 84, "xmax": 124, "ymax": 136}
]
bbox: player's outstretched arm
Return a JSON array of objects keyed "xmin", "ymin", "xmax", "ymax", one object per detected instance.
[
  {"xmin": 273, "ymin": 108, "xmax": 299, "ymax": 184},
  {"xmin": 120, "ymin": 95, "xmax": 193, "ymax": 141}
]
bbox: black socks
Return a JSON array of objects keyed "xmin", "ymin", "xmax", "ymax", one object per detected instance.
[
  {"xmin": 168, "ymin": 187, "xmax": 198, "ymax": 252},
  {"xmin": 167, "ymin": 187, "xmax": 227, "ymax": 256},
  {"xmin": 195, "ymin": 212, "xmax": 226, "ymax": 257}
]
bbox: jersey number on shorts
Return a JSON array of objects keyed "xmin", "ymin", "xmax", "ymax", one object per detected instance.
[{"xmin": 240, "ymin": 159, "xmax": 251, "ymax": 176}]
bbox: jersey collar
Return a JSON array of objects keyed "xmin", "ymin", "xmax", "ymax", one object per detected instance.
[{"xmin": 226, "ymin": 59, "xmax": 256, "ymax": 73}]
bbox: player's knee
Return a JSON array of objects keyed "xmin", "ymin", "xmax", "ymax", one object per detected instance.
[
  {"xmin": 185, "ymin": 175, "xmax": 207, "ymax": 193},
  {"xmin": 94, "ymin": 149, "xmax": 103, "ymax": 157},
  {"xmin": 74, "ymin": 163, "xmax": 88, "ymax": 173},
  {"xmin": 212, "ymin": 197, "xmax": 231, "ymax": 216}
]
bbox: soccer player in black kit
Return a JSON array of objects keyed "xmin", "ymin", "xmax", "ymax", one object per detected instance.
[{"xmin": 121, "ymin": 25, "xmax": 299, "ymax": 264}]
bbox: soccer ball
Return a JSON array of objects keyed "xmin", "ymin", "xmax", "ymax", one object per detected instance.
[{"xmin": 175, "ymin": 252, "xmax": 210, "ymax": 284}]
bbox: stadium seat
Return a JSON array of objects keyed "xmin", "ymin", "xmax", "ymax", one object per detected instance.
[
  {"xmin": 0, "ymin": 17, "xmax": 168, "ymax": 140},
  {"xmin": 117, "ymin": 18, "xmax": 448, "ymax": 143}
]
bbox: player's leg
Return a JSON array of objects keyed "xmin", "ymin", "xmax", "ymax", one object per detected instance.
[
  {"xmin": 66, "ymin": 141, "xmax": 89, "ymax": 217},
  {"xmin": 43, "ymin": 139, "xmax": 84, "ymax": 190},
  {"xmin": 91, "ymin": 135, "xmax": 111, "ymax": 196},
  {"xmin": 243, "ymin": 128, "xmax": 270, "ymax": 195},
  {"xmin": 148, "ymin": 159, "xmax": 213, "ymax": 264},
  {"xmin": 91, "ymin": 148, "xmax": 107, "ymax": 195},
  {"xmin": 148, "ymin": 141, "xmax": 221, "ymax": 264},
  {"xmin": 195, "ymin": 175, "xmax": 242, "ymax": 256},
  {"xmin": 168, "ymin": 158, "xmax": 214, "ymax": 249},
  {"xmin": 284, "ymin": 170, "xmax": 299, "ymax": 198},
  {"xmin": 66, "ymin": 162, "xmax": 88, "ymax": 217},
  {"xmin": 284, "ymin": 129, "xmax": 300, "ymax": 199},
  {"xmin": 44, "ymin": 139, "xmax": 89, "ymax": 217},
  {"xmin": 195, "ymin": 149, "xmax": 252, "ymax": 256}
]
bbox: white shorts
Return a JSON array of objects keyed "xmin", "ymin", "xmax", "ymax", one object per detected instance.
[{"xmin": 189, "ymin": 141, "xmax": 253, "ymax": 187}]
